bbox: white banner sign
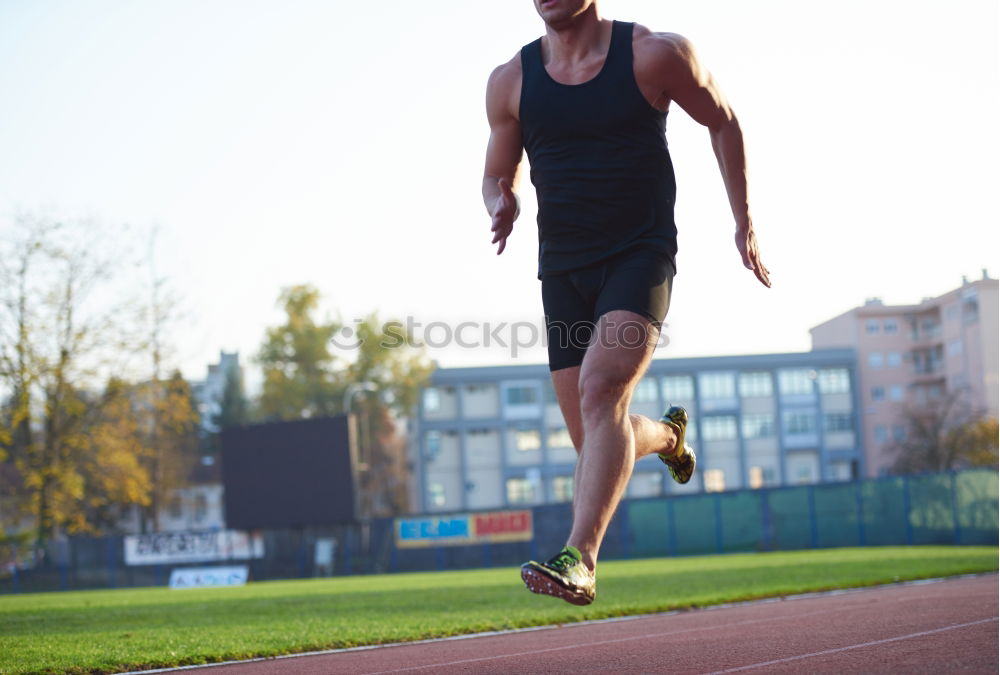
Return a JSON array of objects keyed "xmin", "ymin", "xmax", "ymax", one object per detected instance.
[
  {"xmin": 169, "ymin": 565, "xmax": 248, "ymax": 589},
  {"xmin": 124, "ymin": 530, "xmax": 264, "ymax": 566}
]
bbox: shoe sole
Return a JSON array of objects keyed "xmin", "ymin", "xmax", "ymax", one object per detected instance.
[
  {"xmin": 668, "ymin": 447, "xmax": 696, "ymax": 484},
  {"xmin": 521, "ymin": 566, "xmax": 594, "ymax": 606}
]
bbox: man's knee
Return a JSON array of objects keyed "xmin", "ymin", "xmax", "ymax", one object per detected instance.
[{"xmin": 578, "ymin": 370, "xmax": 629, "ymax": 419}]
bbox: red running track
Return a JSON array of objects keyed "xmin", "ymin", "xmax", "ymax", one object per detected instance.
[{"xmin": 152, "ymin": 575, "xmax": 998, "ymax": 674}]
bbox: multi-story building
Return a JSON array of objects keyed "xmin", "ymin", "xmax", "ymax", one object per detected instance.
[
  {"xmin": 190, "ymin": 351, "xmax": 242, "ymax": 437},
  {"xmin": 412, "ymin": 350, "xmax": 861, "ymax": 512},
  {"xmin": 810, "ymin": 272, "xmax": 998, "ymax": 476},
  {"xmin": 144, "ymin": 350, "xmax": 244, "ymax": 532}
]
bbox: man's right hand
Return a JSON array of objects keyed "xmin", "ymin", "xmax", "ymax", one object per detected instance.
[{"xmin": 490, "ymin": 178, "xmax": 519, "ymax": 255}]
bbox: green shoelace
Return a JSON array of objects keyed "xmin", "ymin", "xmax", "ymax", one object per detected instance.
[{"xmin": 547, "ymin": 547, "xmax": 581, "ymax": 572}]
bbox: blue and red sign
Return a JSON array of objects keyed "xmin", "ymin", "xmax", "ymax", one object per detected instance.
[{"xmin": 395, "ymin": 510, "xmax": 532, "ymax": 548}]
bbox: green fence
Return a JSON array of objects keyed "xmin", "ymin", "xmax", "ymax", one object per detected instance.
[
  {"xmin": 2, "ymin": 469, "xmax": 996, "ymax": 592},
  {"xmin": 626, "ymin": 469, "xmax": 998, "ymax": 557}
]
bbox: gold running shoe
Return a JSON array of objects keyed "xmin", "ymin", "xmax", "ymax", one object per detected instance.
[
  {"xmin": 657, "ymin": 405, "xmax": 697, "ymax": 484},
  {"xmin": 520, "ymin": 545, "xmax": 595, "ymax": 606}
]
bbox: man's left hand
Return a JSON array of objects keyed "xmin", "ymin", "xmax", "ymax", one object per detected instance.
[{"xmin": 736, "ymin": 224, "xmax": 771, "ymax": 288}]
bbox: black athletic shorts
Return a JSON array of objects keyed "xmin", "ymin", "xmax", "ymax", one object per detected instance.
[{"xmin": 541, "ymin": 247, "xmax": 675, "ymax": 371}]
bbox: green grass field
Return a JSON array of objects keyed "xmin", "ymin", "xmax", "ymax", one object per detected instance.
[{"xmin": 1, "ymin": 546, "xmax": 996, "ymax": 675}]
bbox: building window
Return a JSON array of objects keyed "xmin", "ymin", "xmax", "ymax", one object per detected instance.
[
  {"xmin": 194, "ymin": 494, "xmax": 207, "ymax": 522},
  {"xmin": 892, "ymin": 425, "xmax": 906, "ymax": 441},
  {"xmin": 884, "ymin": 319, "xmax": 898, "ymax": 334},
  {"xmin": 962, "ymin": 289, "xmax": 978, "ymax": 324},
  {"xmin": 739, "ymin": 372, "xmax": 773, "ymax": 397},
  {"xmin": 425, "ymin": 431, "xmax": 442, "ymax": 459},
  {"xmin": 703, "ymin": 416, "xmax": 737, "ymax": 441},
  {"xmin": 795, "ymin": 464, "xmax": 815, "ymax": 485},
  {"xmin": 423, "ymin": 388, "xmax": 441, "ymax": 413},
  {"xmin": 699, "ymin": 372, "xmax": 735, "ymax": 399},
  {"xmin": 921, "ymin": 318, "xmax": 942, "ymax": 338},
  {"xmin": 874, "ymin": 425, "xmax": 888, "ymax": 442},
  {"xmin": 168, "ymin": 497, "xmax": 183, "ymax": 520},
  {"xmin": 704, "ymin": 469, "xmax": 726, "ymax": 492},
  {"xmin": 631, "ymin": 472, "xmax": 663, "ymax": 496},
  {"xmin": 552, "ymin": 476, "xmax": 574, "ymax": 502},
  {"xmin": 784, "ymin": 411, "xmax": 816, "ymax": 434},
  {"xmin": 750, "ymin": 466, "xmax": 780, "ymax": 489},
  {"xmin": 868, "ymin": 353, "xmax": 883, "ymax": 368},
  {"xmin": 742, "ymin": 413, "xmax": 775, "ymax": 439},
  {"xmin": 889, "ymin": 385, "xmax": 904, "ymax": 401},
  {"xmin": 749, "ymin": 466, "xmax": 777, "ymax": 489},
  {"xmin": 662, "ymin": 375, "xmax": 694, "ymax": 402},
  {"xmin": 506, "ymin": 478, "xmax": 535, "ymax": 504},
  {"xmin": 866, "ymin": 320, "xmax": 880, "ymax": 334},
  {"xmin": 886, "ymin": 352, "xmax": 902, "ymax": 367},
  {"xmin": 913, "ymin": 345, "xmax": 944, "ymax": 375},
  {"xmin": 514, "ymin": 429, "xmax": 541, "ymax": 451},
  {"xmin": 948, "ymin": 340, "xmax": 963, "ymax": 357},
  {"xmin": 778, "ymin": 369, "xmax": 814, "ymax": 395},
  {"xmin": 547, "ymin": 427, "xmax": 574, "ymax": 449},
  {"xmin": 506, "ymin": 386, "xmax": 538, "ymax": 406},
  {"xmin": 817, "ymin": 368, "xmax": 850, "ymax": 394},
  {"xmin": 544, "ymin": 384, "xmax": 558, "ymax": 404},
  {"xmin": 828, "ymin": 462, "xmax": 853, "ymax": 481},
  {"xmin": 871, "ymin": 387, "xmax": 885, "ymax": 401},
  {"xmin": 633, "ymin": 378, "xmax": 658, "ymax": 403},
  {"xmin": 824, "ymin": 413, "xmax": 853, "ymax": 432},
  {"xmin": 429, "ymin": 482, "xmax": 446, "ymax": 507}
]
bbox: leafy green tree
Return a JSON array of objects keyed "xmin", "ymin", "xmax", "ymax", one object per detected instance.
[
  {"xmin": 255, "ymin": 285, "xmax": 342, "ymax": 420},
  {"xmin": 254, "ymin": 285, "xmax": 433, "ymax": 516}
]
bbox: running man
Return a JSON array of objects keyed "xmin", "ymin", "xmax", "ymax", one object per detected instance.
[{"xmin": 483, "ymin": 0, "xmax": 770, "ymax": 605}]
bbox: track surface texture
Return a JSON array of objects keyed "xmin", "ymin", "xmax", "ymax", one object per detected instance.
[{"xmin": 157, "ymin": 574, "xmax": 998, "ymax": 674}]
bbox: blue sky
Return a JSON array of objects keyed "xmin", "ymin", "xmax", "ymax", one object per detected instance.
[{"xmin": 1, "ymin": 0, "xmax": 997, "ymax": 387}]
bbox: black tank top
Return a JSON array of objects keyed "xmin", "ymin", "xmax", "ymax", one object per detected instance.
[{"xmin": 520, "ymin": 21, "xmax": 677, "ymax": 277}]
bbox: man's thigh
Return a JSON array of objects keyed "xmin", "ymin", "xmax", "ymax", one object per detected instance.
[{"xmin": 579, "ymin": 309, "xmax": 660, "ymax": 401}]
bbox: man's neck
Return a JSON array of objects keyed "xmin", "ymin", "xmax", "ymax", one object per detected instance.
[{"xmin": 542, "ymin": 8, "xmax": 609, "ymax": 66}]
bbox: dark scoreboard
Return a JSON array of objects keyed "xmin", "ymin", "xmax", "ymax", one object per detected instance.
[{"xmin": 221, "ymin": 415, "xmax": 358, "ymax": 528}]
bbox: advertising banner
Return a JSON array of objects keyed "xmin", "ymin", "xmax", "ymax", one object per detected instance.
[
  {"xmin": 395, "ymin": 510, "xmax": 532, "ymax": 548},
  {"xmin": 124, "ymin": 530, "xmax": 264, "ymax": 566},
  {"xmin": 168, "ymin": 565, "xmax": 249, "ymax": 589}
]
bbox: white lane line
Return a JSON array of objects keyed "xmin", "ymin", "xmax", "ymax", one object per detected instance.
[
  {"xmin": 359, "ymin": 604, "xmax": 868, "ymax": 675},
  {"xmin": 701, "ymin": 617, "xmax": 1000, "ymax": 675}
]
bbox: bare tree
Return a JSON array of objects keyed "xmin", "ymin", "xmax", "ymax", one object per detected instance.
[
  {"xmin": 140, "ymin": 227, "xmax": 196, "ymax": 532},
  {"xmin": 891, "ymin": 391, "xmax": 998, "ymax": 474}
]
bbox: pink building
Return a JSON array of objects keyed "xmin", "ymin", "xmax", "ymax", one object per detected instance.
[{"xmin": 810, "ymin": 271, "xmax": 998, "ymax": 476}]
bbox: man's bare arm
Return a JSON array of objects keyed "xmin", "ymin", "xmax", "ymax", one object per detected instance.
[
  {"xmin": 483, "ymin": 58, "xmax": 524, "ymax": 255},
  {"xmin": 639, "ymin": 32, "xmax": 770, "ymax": 287}
]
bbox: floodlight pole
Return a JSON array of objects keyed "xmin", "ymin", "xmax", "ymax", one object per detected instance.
[
  {"xmin": 343, "ymin": 382, "xmax": 378, "ymax": 414},
  {"xmin": 344, "ymin": 381, "xmax": 378, "ymax": 562}
]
